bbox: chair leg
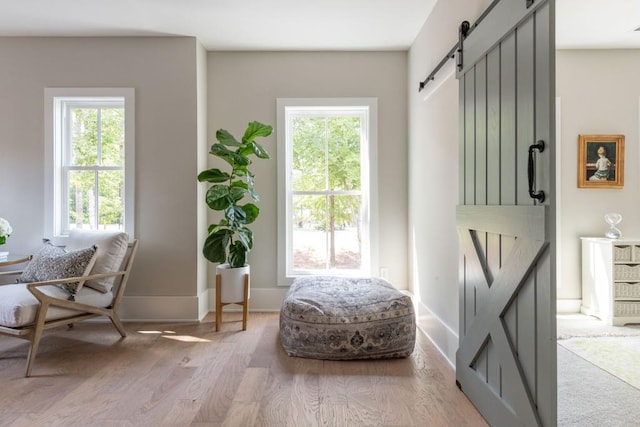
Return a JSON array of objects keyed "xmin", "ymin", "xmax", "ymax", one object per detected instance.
[
  {"xmin": 215, "ymin": 274, "xmax": 222, "ymax": 332},
  {"xmin": 25, "ymin": 333, "xmax": 42, "ymax": 377},
  {"xmin": 25, "ymin": 303, "xmax": 49, "ymax": 377},
  {"xmin": 108, "ymin": 312, "xmax": 127, "ymax": 337}
]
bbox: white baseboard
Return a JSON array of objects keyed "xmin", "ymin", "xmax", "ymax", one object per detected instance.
[
  {"xmin": 412, "ymin": 298, "xmax": 580, "ymax": 368},
  {"xmin": 121, "ymin": 287, "xmax": 288, "ymax": 321},
  {"xmin": 415, "ymin": 300, "xmax": 458, "ymax": 368},
  {"xmin": 557, "ymin": 299, "xmax": 581, "ymax": 314},
  {"xmin": 199, "ymin": 288, "xmax": 212, "ymax": 320}
]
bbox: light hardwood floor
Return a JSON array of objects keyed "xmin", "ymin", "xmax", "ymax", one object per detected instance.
[{"xmin": 0, "ymin": 312, "xmax": 487, "ymax": 427}]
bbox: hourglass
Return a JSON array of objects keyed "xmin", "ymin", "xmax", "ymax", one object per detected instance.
[{"xmin": 604, "ymin": 213, "xmax": 622, "ymax": 239}]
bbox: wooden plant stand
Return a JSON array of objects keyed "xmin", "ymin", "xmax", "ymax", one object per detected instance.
[{"xmin": 215, "ymin": 273, "xmax": 249, "ymax": 331}]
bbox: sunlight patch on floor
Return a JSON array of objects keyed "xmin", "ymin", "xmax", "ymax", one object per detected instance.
[{"xmin": 136, "ymin": 330, "xmax": 211, "ymax": 342}]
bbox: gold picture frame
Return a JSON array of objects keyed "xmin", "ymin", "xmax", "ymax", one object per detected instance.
[{"xmin": 577, "ymin": 134, "xmax": 624, "ymax": 189}]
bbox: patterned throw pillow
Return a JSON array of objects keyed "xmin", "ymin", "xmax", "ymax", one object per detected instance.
[{"xmin": 17, "ymin": 243, "xmax": 98, "ymax": 300}]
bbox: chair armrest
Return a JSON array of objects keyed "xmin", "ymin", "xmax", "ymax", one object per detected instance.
[
  {"xmin": 0, "ymin": 269, "xmax": 24, "ymax": 277},
  {"xmin": 25, "ymin": 271, "xmax": 126, "ymax": 311},
  {"xmin": 0, "ymin": 255, "xmax": 32, "ymax": 267},
  {"xmin": 28, "ymin": 288, "xmax": 112, "ymax": 313},
  {"xmin": 0, "ymin": 256, "xmax": 32, "ymax": 277}
]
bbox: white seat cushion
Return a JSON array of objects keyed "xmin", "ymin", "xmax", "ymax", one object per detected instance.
[
  {"xmin": 0, "ymin": 284, "xmax": 113, "ymax": 328},
  {"xmin": 64, "ymin": 230, "xmax": 129, "ymax": 293}
]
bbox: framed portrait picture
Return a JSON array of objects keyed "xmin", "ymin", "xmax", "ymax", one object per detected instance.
[{"xmin": 577, "ymin": 134, "xmax": 625, "ymax": 189}]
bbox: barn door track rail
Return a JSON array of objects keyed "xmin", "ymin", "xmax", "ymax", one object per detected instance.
[{"xmin": 418, "ymin": 0, "xmax": 537, "ymax": 93}]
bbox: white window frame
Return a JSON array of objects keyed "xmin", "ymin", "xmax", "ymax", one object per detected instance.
[
  {"xmin": 277, "ymin": 98, "xmax": 379, "ymax": 286},
  {"xmin": 44, "ymin": 88, "xmax": 135, "ymax": 242}
]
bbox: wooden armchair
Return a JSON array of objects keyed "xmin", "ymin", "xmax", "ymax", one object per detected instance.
[{"xmin": 0, "ymin": 231, "xmax": 138, "ymax": 377}]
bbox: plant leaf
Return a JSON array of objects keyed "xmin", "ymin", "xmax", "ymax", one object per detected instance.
[
  {"xmin": 225, "ymin": 205, "xmax": 247, "ymax": 226},
  {"xmin": 228, "ymin": 186, "xmax": 246, "ymax": 204},
  {"xmin": 251, "ymin": 142, "xmax": 270, "ymax": 159},
  {"xmin": 203, "ymin": 229, "xmax": 232, "ymax": 263},
  {"xmin": 230, "ymin": 180, "xmax": 248, "ymax": 190},
  {"xmin": 216, "ymin": 129, "xmax": 242, "ymax": 146},
  {"xmin": 248, "ymin": 187, "xmax": 259, "ymax": 202},
  {"xmin": 206, "ymin": 185, "xmax": 232, "ymax": 211},
  {"xmin": 242, "ymin": 121, "xmax": 273, "ymax": 143},
  {"xmin": 238, "ymin": 144, "xmax": 255, "ymax": 157},
  {"xmin": 232, "ymin": 152, "xmax": 250, "ymax": 167},
  {"xmin": 197, "ymin": 168, "xmax": 230, "ymax": 183},
  {"xmin": 237, "ymin": 227, "xmax": 253, "ymax": 250},
  {"xmin": 242, "ymin": 203, "xmax": 259, "ymax": 224},
  {"xmin": 210, "ymin": 143, "xmax": 235, "ymax": 166},
  {"xmin": 228, "ymin": 241, "xmax": 247, "ymax": 268}
]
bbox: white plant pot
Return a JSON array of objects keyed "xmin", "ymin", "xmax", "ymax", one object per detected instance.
[{"xmin": 216, "ymin": 264, "xmax": 250, "ymax": 303}]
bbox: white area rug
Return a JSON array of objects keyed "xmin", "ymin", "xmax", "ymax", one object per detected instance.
[
  {"xmin": 558, "ymin": 345, "xmax": 640, "ymax": 427},
  {"xmin": 557, "ymin": 313, "xmax": 640, "ymax": 340},
  {"xmin": 557, "ymin": 314, "xmax": 640, "ymax": 425},
  {"xmin": 559, "ymin": 336, "xmax": 640, "ymax": 390}
]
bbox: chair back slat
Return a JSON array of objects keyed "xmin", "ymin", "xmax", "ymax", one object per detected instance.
[{"xmin": 110, "ymin": 239, "xmax": 139, "ymax": 309}]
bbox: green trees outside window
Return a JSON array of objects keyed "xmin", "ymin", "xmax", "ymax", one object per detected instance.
[
  {"xmin": 291, "ymin": 115, "xmax": 363, "ymax": 270},
  {"xmin": 66, "ymin": 104, "xmax": 125, "ymax": 231}
]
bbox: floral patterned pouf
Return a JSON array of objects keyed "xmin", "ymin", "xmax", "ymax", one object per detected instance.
[{"xmin": 279, "ymin": 276, "xmax": 416, "ymax": 360}]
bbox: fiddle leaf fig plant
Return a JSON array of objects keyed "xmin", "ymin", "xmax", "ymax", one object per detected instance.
[{"xmin": 198, "ymin": 121, "xmax": 272, "ymax": 268}]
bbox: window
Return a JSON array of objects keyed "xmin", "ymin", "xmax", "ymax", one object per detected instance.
[
  {"xmin": 44, "ymin": 88, "xmax": 135, "ymax": 240},
  {"xmin": 277, "ymin": 98, "xmax": 378, "ymax": 285}
]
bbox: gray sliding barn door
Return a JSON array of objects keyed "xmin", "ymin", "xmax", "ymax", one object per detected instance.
[{"xmin": 455, "ymin": 1, "xmax": 556, "ymax": 426}]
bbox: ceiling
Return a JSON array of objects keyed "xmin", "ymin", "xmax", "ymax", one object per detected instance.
[
  {"xmin": 0, "ymin": 0, "xmax": 437, "ymax": 51},
  {"xmin": 556, "ymin": 0, "xmax": 640, "ymax": 49},
  {"xmin": 0, "ymin": 0, "xmax": 638, "ymax": 51}
]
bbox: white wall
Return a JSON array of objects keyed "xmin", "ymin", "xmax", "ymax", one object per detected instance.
[
  {"xmin": 197, "ymin": 41, "xmax": 210, "ymax": 318},
  {"xmin": 408, "ymin": 0, "xmax": 491, "ymax": 364},
  {"xmin": 207, "ymin": 51, "xmax": 408, "ymax": 308},
  {"xmin": 0, "ymin": 37, "xmax": 205, "ymax": 320},
  {"xmin": 556, "ymin": 49, "xmax": 640, "ymax": 302}
]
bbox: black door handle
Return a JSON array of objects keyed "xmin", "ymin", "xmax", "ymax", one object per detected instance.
[{"xmin": 528, "ymin": 140, "xmax": 545, "ymax": 203}]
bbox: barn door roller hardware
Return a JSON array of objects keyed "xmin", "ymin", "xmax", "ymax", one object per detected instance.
[
  {"xmin": 456, "ymin": 21, "xmax": 471, "ymax": 72},
  {"xmin": 418, "ymin": 20, "xmax": 470, "ymax": 92},
  {"xmin": 418, "ymin": 0, "xmax": 503, "ymax": 92}
]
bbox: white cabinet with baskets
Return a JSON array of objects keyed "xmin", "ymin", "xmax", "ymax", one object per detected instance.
[{"xmin": 581, "ymin": 237, "xmax": 640, "ymax": 325}]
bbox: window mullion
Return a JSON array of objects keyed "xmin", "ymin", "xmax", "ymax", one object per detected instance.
[
  {"xmin": 93, "ymin": 171, "xmax": 99, "ymax": 229},
  {"xmin": 324, "ymin": 116, "xmax": 329, "ymax": 192},
  {"xmin": 62, "ymin": 166, "xmax": 69, "ymax": 235},
  {"xmin": 324, "ymin": 116, "xmax": 330, "ymax": 269},
  {"xmin": 97, "ymin": 107, "xmax": 102, "ymax": 166}
]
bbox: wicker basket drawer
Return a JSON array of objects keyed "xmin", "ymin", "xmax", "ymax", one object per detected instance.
[
  {"xmin": 614, "ymin": 245, "xmax": 632, "ymax": 262},
  {"xmin": 614, "ymin": 302, "xmax": 640, "ymax": 317},
  {"xmin": 614, "ymin": 264, "xmax": 640, "ymax": 280},
  {"xmin": 615, "ymin": 282, "xmax": 640, "ymax": 298}
]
